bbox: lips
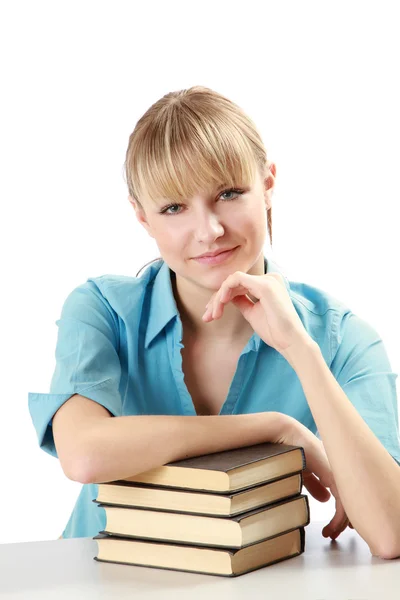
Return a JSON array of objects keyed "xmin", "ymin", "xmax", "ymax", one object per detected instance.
[
  {"xmin": 192, "ymin": 246, "xmax": 239, "ymax": 265},
  {"xmin": 195, "ymin": 247, "xmax": 236, "ymax": 259}
]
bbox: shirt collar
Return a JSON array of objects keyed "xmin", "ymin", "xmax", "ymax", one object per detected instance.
[{"xmin": 144, "ymin": 256, "xmax": 290, "ymax": 349}]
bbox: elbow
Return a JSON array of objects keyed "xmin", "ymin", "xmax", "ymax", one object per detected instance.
[
  {"xmin": 373, "ymin": 546, "xmax": 400, "ymax": 560},
  {"xmin": 68, "ymin": 467, "xmax": 96, "ymax": 485},
  {"xmin": 369, "ymin": 533, "xmax": 400, "ymax": 560},
  {"xmin": 64, "ymin": 454, "xmax": 98, "ymax": 485},
  {"xmin": 55, "ymin": 430, "xmax": 98, "ymax": 484}
]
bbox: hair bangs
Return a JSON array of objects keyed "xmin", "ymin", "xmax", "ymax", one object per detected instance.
[{"xmin": 131, "ymin": 102, "xmax": 259, "ymax": 207}]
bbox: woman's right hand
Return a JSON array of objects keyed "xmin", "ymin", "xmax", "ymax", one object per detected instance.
[{"xmin": 270, "ymin": 412, "xmax": 353, "ymax": 540}]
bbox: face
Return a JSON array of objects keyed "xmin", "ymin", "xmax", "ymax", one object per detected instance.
[{"xmin": 130, "ymin": 163, "xmax": 276, "ymax": 293}]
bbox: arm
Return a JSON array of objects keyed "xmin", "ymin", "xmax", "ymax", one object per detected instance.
[
  {"xmin": 282, "ymin": 337, "xmax": 400, "ymax": 560},
  {"xmin": 55, "ymin": 395, "xmax": 284, "ymax": 485}
]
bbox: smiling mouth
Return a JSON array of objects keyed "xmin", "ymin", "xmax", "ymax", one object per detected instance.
[
  {"xmin": 195, "ymin": 247, "xmax": 237, "ymax": 259},
  {"xmin": 192, "ymin": 246, "xmax": 239, "ymax": 265}
]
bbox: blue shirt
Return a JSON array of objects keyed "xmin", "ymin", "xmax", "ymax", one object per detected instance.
[{"xmin": 28, "ymin": 256, "xmax": 400, "ymax": 539}]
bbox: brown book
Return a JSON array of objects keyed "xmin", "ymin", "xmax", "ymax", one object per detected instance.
[
  {"xmin": 122, "ymin": 442, "xmax": 305, "ymax": 493},
  {"xmin": 94, "ymin": 473, "xmax": 303, "ymax": 517},
  {"xmin": 96, "ymin": 494, "xmax": 310, "ymax": 548},
  {"xmin": 94, "ymin": 527, "xmax": 306, "ymax": 577}
]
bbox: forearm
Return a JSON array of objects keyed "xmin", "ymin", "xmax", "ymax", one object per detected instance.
[
  {"xmin": 283, "ymin": 338, "xmax": 400, "ymax": 559},
  {"xmin": 80, "ymin": 411, "xmax": 284, "ymax": 485}
]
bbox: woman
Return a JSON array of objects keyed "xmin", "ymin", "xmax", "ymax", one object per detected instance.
[{"xmin": 28, "ymin": 86, "xmax": 400, "ymax": 557}]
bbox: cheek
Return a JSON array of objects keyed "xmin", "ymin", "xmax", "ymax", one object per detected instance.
[
  {"xmin": 156, "ymin": 219, "xmax": 193, "ymax": 241},
  {"xmin": 241, "ymin": 212, "xmax": 267, "ymax": 250},
  {"xmin": 152, "ymin": 222, "xmax": 184, "ymax": 253},
  {"xmin": 241, "ymin": 211, "xmax": 266, "ymax": 235}
]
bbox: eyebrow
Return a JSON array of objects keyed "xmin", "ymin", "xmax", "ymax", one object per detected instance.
[{"xmin": 153, "ymin": 183, "xmax": 235, "ymax": 206}]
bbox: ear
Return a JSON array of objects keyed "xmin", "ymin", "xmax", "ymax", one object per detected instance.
[
  {"xmin": 264, "ymin": 162, "xmax": 276, "ymax": 211},
  {"xmin": 267, "ymin": 161, "xmax": 277, "ymax": 178},
  {"xmin": 128, "ymin": 196, "xmax": 154, "ymax": 238}
]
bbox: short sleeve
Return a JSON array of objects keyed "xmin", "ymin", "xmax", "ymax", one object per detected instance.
[
  {"xmin": 28, "ymin": 281, "xmax": 123, "ymax": 458},
  {"xmin": 330, "ymin": 311, "xmax": 400, "ymax": 466}
]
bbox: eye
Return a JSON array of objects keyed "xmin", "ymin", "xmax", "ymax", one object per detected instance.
[
  {"xmin": 159, "ymin": 188, "xmax": 244, "ymax": 216},
  {"xmin": 160, "ymin": 203, "xmax": 183, "ymax": 216},
  {"xmin": 219, "ymin": 188, "xmax": 243, "ymax": 201}
]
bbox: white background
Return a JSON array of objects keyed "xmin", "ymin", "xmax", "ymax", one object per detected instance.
[{"xmin": 1, "ymin": 1, "xmax": 399, "ymax": 544}]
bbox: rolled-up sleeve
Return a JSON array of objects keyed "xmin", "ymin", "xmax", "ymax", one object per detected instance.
[
  {"xmin": 330, "ymin": 311, "xmax": 400, "ymax": 466},
  {"xmin": 28, "ymin": 281, "xmax": 122, "ymax": 458}
]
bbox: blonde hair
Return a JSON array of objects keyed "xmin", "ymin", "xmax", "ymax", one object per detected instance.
[{"xmin": 123, "ymin": 86, "xmax": 273, "ymax": 277}]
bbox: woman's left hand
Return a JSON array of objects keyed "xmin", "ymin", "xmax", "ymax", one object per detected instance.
[
  {"xmin": 202, "ymin": 270, "xmax": 312, "ymax": 354},
  {"xmin": 274, "ymin": 414, "xmax": 353, "ymax": 540}
]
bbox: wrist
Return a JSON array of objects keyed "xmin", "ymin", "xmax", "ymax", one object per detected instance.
[
  {"xmin": 265, "ymin": 411, "xmax": 297, "ymax": 444},
  {"xmin": 281, "ymin": 335, "xmax": 320, "ymax": 371}
]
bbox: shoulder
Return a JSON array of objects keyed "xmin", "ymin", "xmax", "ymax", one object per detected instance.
[
  {"xmin": 61, "ymin": 261, "xmax": 163, "ymax": 321},
  {"xmin": 289, "ymin": 278, "xmax": 387, "ymax": 366},
  {"xmin": 288, "ymin": 279, "xmax": 349, "ymax": 316}
]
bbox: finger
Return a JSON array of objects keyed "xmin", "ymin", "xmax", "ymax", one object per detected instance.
[
  {"xmin": 202, "ymin": 305, "xmax": 213, "ymax": 322},
  {"xmin": 212, "ymin": 300, "xmax": 224, "ymax": 319},
  {"xmin": 222, "ymin": 275, "xmax": 258, "ymax": 299},
  {"xmin": 218, "ymin": 272, "xmax": 264, "ymax": 311},
  {"xmin": 329, "ymin": 518, "xmax": 350, "ymax": 541},
  {"xmin": 212, "ymin": 298, "xmax": 223, "ymax": 319},
  {"xmin": 301, "ymin": 439, "xmax": 335, "ymax": 491},
  {"xmin": 322, "ymin": 499, "xmax": 349, "ymax": 539},
  {"xmin": 322, "ymin": 498, "xmax": 345, "ymax": 533},
  {"xmin": 231, "ymin": 293, "xmax": 259, "ymax": 318},
  {"xmin": 323, "ymin": 520, "xmax": 346, "ymax": 538},
  {"xmin": 323, "ymin": 518, "xmax": 349, "ymax": 539},
  {"xmin": 211, "ymin": 289, "xmax": 229, "ymax": 319},
  {"xmin": 329, "ymin": 501, "xmax": 346, "ymax": 531},
  {"xmin": 213, "ymin": 283, "xmax": 249, "ymax": 318},
  {"xmin": 203, "ymin": 294, "xmax": 217, "ymax": 321},
  {"xmin": 303, "ymin": 472, "xmax": 331, "ymax": 502}
]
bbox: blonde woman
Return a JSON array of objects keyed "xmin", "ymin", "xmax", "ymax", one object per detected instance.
[{"xmin": 29, "ymin": 86, "xmax": 400, "ymax": 557}]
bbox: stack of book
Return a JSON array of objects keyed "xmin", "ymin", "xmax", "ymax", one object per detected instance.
[{"xmin": 93, "ymin": 442, "xmax": 310, "ymax": 576}]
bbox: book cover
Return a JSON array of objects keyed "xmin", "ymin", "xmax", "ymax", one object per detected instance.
[
  {"xmin": 93, "ymin": 528, "xmax": 306, "ymax": 577},
  {"xmin": 133, "ymin": 442, "xmax": 306, "ymax": 474},
  {"xmin": 95, "ymin": 494, "xmax": 310, "ymax": 549},
  {"xmin": 123, "ymin": 442, "xmax": 306, "ymax": 493},
  {"xmin": 92, "ymin": 472, "xmax": 303, "ymax": 517}
]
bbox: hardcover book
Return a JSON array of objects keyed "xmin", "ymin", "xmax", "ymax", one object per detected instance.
[
  {"xmin": 122, "ymin": 442, "xmax": 306, "ymax": 493},
  {"xmin": 96, "ymin": 494, "xmax": 310, "ymax": 548},
  {"xmin": 94, "ymin": 527, "xmax": 306, "ymax": 577},
  {"xmin": 95, "ymin": 472, "xmax": 303, "ymax": 517}
]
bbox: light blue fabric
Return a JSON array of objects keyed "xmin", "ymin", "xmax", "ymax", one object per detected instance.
[{"xmin": 28, "ymin": 256, "xmax": 400, "ymax": 539}]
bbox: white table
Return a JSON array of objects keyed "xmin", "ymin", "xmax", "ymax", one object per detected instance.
[{"xmin": 1, "ymin": 522, "xmax": 399, "ymax": 599}]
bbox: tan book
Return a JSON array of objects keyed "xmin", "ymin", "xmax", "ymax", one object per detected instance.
[
  {"xmin": 123, "ymin": 442, "xmax": 305, "ymax": 493},
  {"xmin": 94, "ymin": 473, "xmax": 303, "ymax": 517},
  {"xmin": 94, "ymin": 527, "xmax": 306, "ymax": 577},
  {"xmin": 96, "ymin": 494, "xmax": 310, "ymax": 548}
]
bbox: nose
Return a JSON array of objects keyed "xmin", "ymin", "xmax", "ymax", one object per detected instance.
[{"xmin": 193, "ymin": 209, "xmax": 225, "ymax": 244}]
